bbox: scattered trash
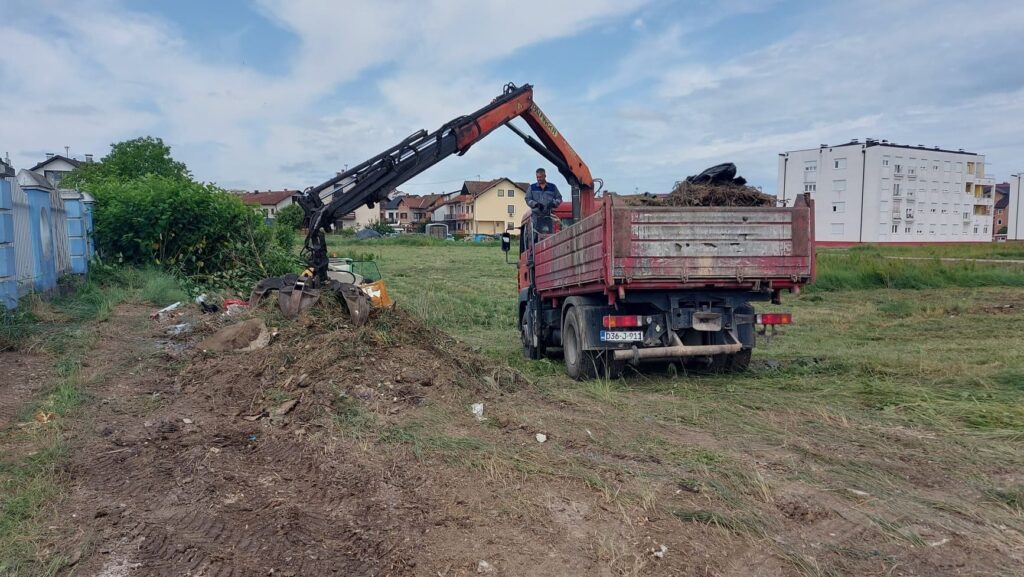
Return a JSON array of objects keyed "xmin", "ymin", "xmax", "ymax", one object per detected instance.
[
  {"xmin": 271, "ymin": 399, "xmax": 298, "ymax": 418},
  {"xmin": 471, "ymin": 403, "xmax": 485, "ymax": 422},
  {"xmin": 150, "ymin": 302, "xmax": 182, "ymax": 320},
  {"xmin": 194, "ymin": 294, "xmax": 208, "ymax": 304},
  {"xmin": 166, "ymin": 322, "xmax": 192, "ymax": 336},
  {"xmin": 34, "ymin": 411, "xmax": 57, "ymax": 424},
  {"xmin": 208, "ymin": 447, "xmax": 221, "ymax": 454},
  {"xmin": 223, "ymin": 299, "xmax": 249, "ymax": 316},
  {"xmin": 198, "ymin": 319, "xmax": 271, "ymax": 352},
  {"xmin": 182, "ymin": 418, "xmax": 193, "ymax": 424},
  {"xmin": 535, "ymin": 433, "xmax": 547, "ymax": 443},
  {"xmin": 652, "ymin": 544, "xmax": 668, "ymax": 559},
  {"xmin": 928, "ymin": 537, "xmax": 951, "ymax": 547},
  {"xmin": 247, "ymin": 434, "xmax": 258, "ymax": 442},
  {"xmin": 847, "ymin": 488, "xmax": 871, "ymax": 497},
  {"xmin": 477, "ymin": 560, "xmax": 495, "ymax": 574}
]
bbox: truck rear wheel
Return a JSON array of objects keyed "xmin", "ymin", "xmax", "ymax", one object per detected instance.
[
  {"xmin": 710, "ymin": 349, "xmax": 752, "ymax": 372},
  {"xmin": 563, "ymin": 307, "xmax": 598, "ymax": 380}
]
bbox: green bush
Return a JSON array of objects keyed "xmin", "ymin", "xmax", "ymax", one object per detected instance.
[
  {"xmin": 87, "ymin": 175, "xmax": 297, "ymax": 292},
  {"xmin": 367, "ymin": 219, "xmax": 395, "ymax": 235},
  {"xmin": 275, "ymin": 203, "xmax": 304, "ymax": 231}
]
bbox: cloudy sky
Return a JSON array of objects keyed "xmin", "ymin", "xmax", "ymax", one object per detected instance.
[{"xmin": 2, "ymin": 0, "xmax": 1022, "ymax": 195}]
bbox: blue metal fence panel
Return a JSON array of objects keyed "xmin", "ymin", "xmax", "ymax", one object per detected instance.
[{"xmin": 0, "ymin": 169, "xmax": 14, "ymax": 309}]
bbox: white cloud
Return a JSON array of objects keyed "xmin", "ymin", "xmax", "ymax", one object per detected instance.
[
  {"xmin": 0, "ymin": 0, "xmax": 644, "ymax": 191},
  {"xmin": 595, "ymin": 0, "xmax": 1024, "ymax": 193}
]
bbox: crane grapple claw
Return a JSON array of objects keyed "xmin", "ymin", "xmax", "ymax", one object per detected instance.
[{"xmin": 334, "ymin": 282, "xmax": 372, "ymax": 327}]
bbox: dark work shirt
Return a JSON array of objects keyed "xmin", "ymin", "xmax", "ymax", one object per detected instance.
[{"xmin": 526, "ymin": 181, "xmax": 562, "ymax": 215}]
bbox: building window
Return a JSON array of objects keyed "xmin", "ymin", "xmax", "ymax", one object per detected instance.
[
  {"xmin": 893, "ymin": 182, "xmax": 901, "ymax": 196},
  {"xmin": 832, "ymin": 202, "xmax": 845, "ymax": 213},
  {"xmin": 498, "ymin": 189, "xmax": 505, "ymax": 197},
  {"xmin": 804, "ymin": 161, "xmax": 817, "ymax": 172},
  {"xmin": 974, "ymin": 226, "xmax": 979, "ymax": 234},
  {"xmin": 834, "ymin": 158, "xmax": 847, "ymax": 169},
  {"xmin": 508, "ymin": 189, "xmax": 514, "ymax": 197},
  {"xmin": 830, "ymin": 223, "xmax": 844, "ymax": 235},
  {"xmin": 507, "ymin": 222, "xmax": 514, "ymax": 230},
  {"xmin": 882, "ymin": 158, "xmax": 890, "ymax": 167},
  {"xmin": 400, "ymin": 212, "xmax": 407, "ymax": 220},
  {"xmin": 905, "ymin": 226, "xmax": 911, "ymax": 233},
  {"xmin": 894, "ymin": 164, "xmax": 903, "ymax": 175},
  {"xmin": 507, "ymin": 204, "xmax": 515, "ymax": 215},
  {"xmin": 803, "ymin": 183, "xmax": 816, "ymax": 193},
  {"xmin": 832, "ymin": 179, "xmax": 846, "ymax": 192},
  {"xmin": 891, "ymin": 224, "xmax": 899, "ymax": 233}
]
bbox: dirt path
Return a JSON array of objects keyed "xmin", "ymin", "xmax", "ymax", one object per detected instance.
[
  {"xmin": 0, "ymin": 352, "xmax": 53, "ymax": 429},
  {"xmin": 46, "ymin": 304, "xmax": 1023, "ymax": 576}
]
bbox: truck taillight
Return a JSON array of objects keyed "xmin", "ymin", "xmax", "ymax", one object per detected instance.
[
  {"xmin": 757, "ymin": 313, "xmax": 792, "ymax": 325},
  {"xmin": 602, "ymin": 315, "xmax": 643, "ymax": 328}
]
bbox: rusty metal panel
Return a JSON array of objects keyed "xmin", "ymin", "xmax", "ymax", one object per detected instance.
[
  {"xmin": 612, "ymin": 206, "xmax": 813, "ymax": 282},
  {"xmin": 533, "ymin": 210, "xmax": 606, "ymax": 290}
]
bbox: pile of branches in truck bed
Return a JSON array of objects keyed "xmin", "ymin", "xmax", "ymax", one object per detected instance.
[{"xmin": 624, "ymin": 163, "xmax": 777, "ymax": 208}]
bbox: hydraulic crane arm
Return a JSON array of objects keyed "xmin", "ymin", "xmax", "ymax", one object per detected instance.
[{"xmin": 296, "ymin": 82, "xmax": 594, "ymax": 281}]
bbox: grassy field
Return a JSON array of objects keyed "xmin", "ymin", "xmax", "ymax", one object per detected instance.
[{"xmin": 322, "ymin": 235, "xmax": 1024, "ymax": 572}]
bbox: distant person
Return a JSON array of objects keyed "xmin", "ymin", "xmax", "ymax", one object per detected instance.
[{"xmin": 526, "ymin": 168, "xmax": 562, "ymax": 217}]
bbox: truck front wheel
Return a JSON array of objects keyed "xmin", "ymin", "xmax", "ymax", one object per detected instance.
[
  {"xmin": 563, "ymin": 307, "xmax": 598, "ymax": 380},
  {"xmin": 520, "ymin": 305, "xmax": 544, "ymax": 360}
]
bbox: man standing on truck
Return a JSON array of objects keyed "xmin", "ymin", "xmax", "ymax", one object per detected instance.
[{"xmin": 526, "ymin": 168, "xmax": 562, "ymax": 216}]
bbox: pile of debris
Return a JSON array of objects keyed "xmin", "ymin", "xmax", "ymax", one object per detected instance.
[{"xmin": 624, "ymin": 163, "xmax": 776, "ymax": 208}]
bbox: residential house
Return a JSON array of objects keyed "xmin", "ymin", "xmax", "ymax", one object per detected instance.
[
  {"xmin": 442, "ymin": 178, "xmax": 530, "ymax": 236},
  {"xmin": 379, "ymin": 192, "xmax": 446, "ymax": 231},
  {"xmin": 29, "ymin": 153, "xmax": 94, "ymax": 187},
  {"xmin": 239, "ymin": 190, "xmax": 297, "ymax": 221},
  {"xmin": 994, "ymin": 182, "xmax": 1010, "ymax": 240},
  {"xmin": 380, "ymin": 190, "xmax": 407, "ymax": 226},
  {"xmin": 404, "ymin": 193, "xmax": 447, "ymax": 231}
]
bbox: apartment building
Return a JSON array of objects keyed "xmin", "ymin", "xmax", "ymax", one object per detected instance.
[
  {"xmin": 778, "ymin": 140, "xmax": 994, "ymax": 245},
  {"xmin": 1010, "ymin": 174, "xmax": 1024, "ymax": 241}
]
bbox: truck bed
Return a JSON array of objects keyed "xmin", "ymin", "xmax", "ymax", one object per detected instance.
[{"xmin": 532, "ymin": 197, "xmax": 814, "ymax": 295}]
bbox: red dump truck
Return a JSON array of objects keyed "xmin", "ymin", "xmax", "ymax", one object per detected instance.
[{"xmin": 511, "ymin": 194, "xmax": 815, "ymax": 379}]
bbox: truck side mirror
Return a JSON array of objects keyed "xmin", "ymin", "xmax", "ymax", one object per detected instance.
[{"xmin": 501, "ymin": 232, "xmax": 511, "ymax": 253}]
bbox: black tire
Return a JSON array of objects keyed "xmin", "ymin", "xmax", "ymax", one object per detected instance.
[
  {"xmin": 727, "ymin": 348, "xmax": 752, "ymax": 372},
  {"xmin": 710, "ymin": 348, "xmax": 752, "ymax": 373},
  {"xmin": 520, "ymin": 306, "xmax": 543, "ymax": 360},
  {"xmin": 563, "ymin": 307, "xmax": 598, "ymax": 380}
]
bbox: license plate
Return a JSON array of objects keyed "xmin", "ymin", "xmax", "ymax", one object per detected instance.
[{"xmin": 600, "ymin": 330, "xmax": 642, "ymax": 342}]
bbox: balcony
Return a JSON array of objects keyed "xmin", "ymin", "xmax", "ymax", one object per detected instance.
[{"xmin": 455, "ymin": 213, "xmax": 473, "ymax": 221}]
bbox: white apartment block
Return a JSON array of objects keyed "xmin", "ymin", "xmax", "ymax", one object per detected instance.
[
  {"xmin": 1010, "ymin": 173, "xmax": 1024, "ymax": 240},
  {"xmin": 778, "ymin": 140, "xmax": 995, "ymax": 244}
]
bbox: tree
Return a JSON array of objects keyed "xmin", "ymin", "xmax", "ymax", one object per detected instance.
[
  {"xmin": 275, "ymin": 203, "xmax": 305, "ymax": 231},
  {"xmin": 63, "ymin": 136, "xmax": 190, "ymax": 188},
  {"xmin": 367, "ymin": 219, "xmax": 395, "ymax": 235}
]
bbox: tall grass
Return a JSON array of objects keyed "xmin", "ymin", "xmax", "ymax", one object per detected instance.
[{"xmin": 812, "ymin": 250, "xmax": 1024, "ymax": 292}]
